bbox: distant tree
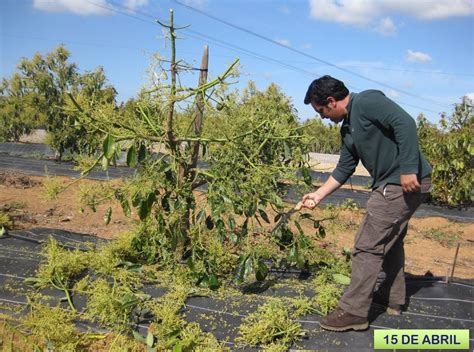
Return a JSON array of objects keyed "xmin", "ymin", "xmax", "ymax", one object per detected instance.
[
  {"xmin": 417, "ymin": 97, "xmax": 473, "ymax": 207},
  {"xmin": 65, "ymin": 66, "xmax": 118, "ymax": 156},
  {"xmin": 302, "ymin": 118, "xmax": 340, "ymax": 154},
  {"xmin": 16, "ymin": 46, "xmax": 78, "ymax": 158},
  {"xmin": 0, "ymin": 73, "xmax": 42, "ymax": 142},
  {"xmin": 1, "ymin": 45, "xmax": 117, "ymax": 159}
]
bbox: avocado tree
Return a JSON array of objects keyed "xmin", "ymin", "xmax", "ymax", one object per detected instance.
[
  {"xmin": 70, "ymin": 10, "xmax": 319, "ymax": 287},
  {"xmin": 417, "ymin": 97, "xmax": 473, "ymax": 207},
  {"xmin": 0, "ymin": 73, "xmax": 42, "ymax": 142},
  {"xmin": 2, "ymin": 45, "xmax": 116, "ymax": 159}
]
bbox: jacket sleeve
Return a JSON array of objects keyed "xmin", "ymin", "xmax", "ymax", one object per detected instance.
[
  {"xmin": 332, "ymin": 142, "xmax": 359, "ymax": 184},
  {"xmin": 360, "ymin": 92, "xmax": 420, "ymax": 174}
]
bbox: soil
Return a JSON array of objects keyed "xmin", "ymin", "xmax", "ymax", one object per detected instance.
[
  {"xmin": 1, "ymin": 171, "xmax": 473, "ymax": 279},
  {"xmin": 0, "ymin": 171, "xmax": 130, "ymax": 238}
]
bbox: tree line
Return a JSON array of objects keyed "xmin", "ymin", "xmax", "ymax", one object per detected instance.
[{"xmin": 0, "ymin": 45, "xmax": 471, "ymax": 207}]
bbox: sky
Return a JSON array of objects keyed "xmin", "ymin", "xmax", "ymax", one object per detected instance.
[{"xmin": 1, "ymin": 0, "xmax": 473, "ymax": 123}]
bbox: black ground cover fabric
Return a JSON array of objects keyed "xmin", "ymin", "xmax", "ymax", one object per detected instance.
[
  {"xmin": 1, "ymin": 229, "xmax": 473, "ymax": 350},
  {"xmin": 2, "ymin": 153, "xmax": 473, "ymax": 223}
]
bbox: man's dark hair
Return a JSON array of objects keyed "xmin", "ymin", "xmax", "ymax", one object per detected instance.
[{"xmin": 304, "ymin": 75, "xmax": 349, "ymax": 105}]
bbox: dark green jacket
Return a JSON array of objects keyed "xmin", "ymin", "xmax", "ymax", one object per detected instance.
[{"xmin": 332, "ymin": 90, "xmax": 432, "ymax": 188}]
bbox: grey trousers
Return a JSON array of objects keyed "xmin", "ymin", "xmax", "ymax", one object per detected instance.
[{"xmin": 338, "ymin": 178, "xmax": 431, "ymax": 317}]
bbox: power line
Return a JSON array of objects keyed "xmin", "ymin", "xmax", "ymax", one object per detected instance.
[
  {"xmin": 84, "ymin": 0, "xmax": 444, "ymax": 114},
  {"xmin": 1, "ymin": 32, "xmax": 249, "ymax": 62},
  {"xmin": 87, "ymin": 1, "xmax": 324, "ymax": 76},
  {"xmin": 340, "ymin": 64, "xmax": 474, "ymax": 77},
  {"xmin": 181, "ymin": 31, "xmax": 443, "ymax": 114},
  {"xmin": 171, "ymin": 0, "xmax": 452, "ymax": 110},
  {"xmin": 1, "ymin": 33, "xmax": 144, "ymax": 51}
]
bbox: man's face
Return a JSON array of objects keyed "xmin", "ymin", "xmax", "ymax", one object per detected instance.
[{"xmin": 311, "ymin": 98, "xmax": 345, "ymax": 124}]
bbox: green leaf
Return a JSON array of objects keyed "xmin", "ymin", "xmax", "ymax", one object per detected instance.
[
  {"xmin": 120, "ymin": 293, "xmax": 139, "ymax": 308},
  {"xmin": 138, "ymin": 192, "xmax": 156, "ymax": 220},
  {"xmin": 132, "ymin": 331, "xmax": 146, "ymax": 344},
  {"xmin": 103, "ymin": 134, "xmax": 116, "ymax": 159},
  {"xmin": 189, "ymin": 258, "xmax": 198, "ymax": 273},
  {"xmin": 228, "ymin": 217, "xmax": 236, "ymax": 230},
  {"xmin": 173, "ymin": 343, "xmax": 183, "ymax": 352},
  {"xmin": 221, "ymin": 194, "xmax": 233, "ymax": 204},
  {"xmin": 127, "ymin": 145, "xmax": 137, "ymax": 168},
  {"xmin": 294, "ymin": 220, "xmax": 304, "ymax": 236},
  {"xmin": 146, "ymin": 191, "xmax": 156, "ymax": 208},
  {"xmin": 230, "ymin": 232, "xmax": 239, "ymax": 243},
  {"xmin": 233, "ymin": 254, "xmax": 250, "ymax": 284},
  {"xmin": 132, "ymin": 192, "xmax": 142, "ymax": 208},
  {"xmin": 244, "ymin": 201, "xmax": 256, "ymax": 217},
  {"xmin": 301, "ymin": 166, "xmax": 312, "ymax": 186},
  {"xmin": 101, "ymin": 155, "xmax": 109, "ymax": 171},
  {"xmin": 208, "ymin": 274, "xmax": 219, "ymax": 290},
  {"xmin": 332, "ymin": 273, "xmax": 351, "ymax": 285},
  {"xmin": 138, "ymin": 144, "xmax": 147, "ymax": 162},
  {"xmin": 146, "ymin": 332, "xmax": 154, "ymax": 348},
  {"xmin": 24, "ymin": 277, "xmax": 42, "ymax": 286},
  {"xmin": 103, "ymin": 207, "xmax": 112, "ymax": 225},
  {"xmin": 215, "ymin": 218, "xmax": 225, "ymax": 232},
  {"xmin": 255, "ymin": 260, "xmax": 268, "ymax": 281},
  {"xmin": 299, "ymin": 233, "xmax": 311, "ymax": 250},
  {"xmin": 299, "ymin": 213, "xmax": 313, "ymax": 220},
  {"xmin": 258, "ymin": 209, "xmax": 270, "ymax": 223},
  {"xmin": 283, "ymin": 141, "xmax": 291, "ymax": 160},
  {"xmin": 278, "ymin": 227, "xmax": 294, "ymax": 246},
  {"xmin": 287, "ymin": 244, "xmax": 298, "ymax": 263},
  {"xmin": 121, "ymin": 199, "xmax": 131, "ymax": 217},
  {"xmin": 243, "ymin": 256, "xmax": 254, "ymax": 279},
  {"xmin": 161, "ymin": 192, "xmax": 171, "ymax": 212},
  {"xmin": 196, "ymin": 209, "xmax": 206, "ymax": 223},
  {"xmin": 240, "ymin": 218, "xmax": 249, "ymax": 236}
]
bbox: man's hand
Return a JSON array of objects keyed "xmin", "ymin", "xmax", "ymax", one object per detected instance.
[
  {"xmin": 301, "ymin": 192, "xmax": 323, "ymax": 208},
  {"xmin": 400, "ymin": 174, "xmax": 420, "ymax": 193},
  {"xmin": 301, "ymin": 176, "xmax": 341, "ymax": 208}
]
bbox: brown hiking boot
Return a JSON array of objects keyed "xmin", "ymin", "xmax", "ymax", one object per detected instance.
[
  {"xmin": 320, "ymin": 307, "xmax": 369, "ymax": 332},
  {"xmin": 372, "ymin": 292, "xmax": 402, "ymax": 316}
]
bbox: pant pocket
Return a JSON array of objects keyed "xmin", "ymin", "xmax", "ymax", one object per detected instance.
[{"xmin": 353, "ymin": 211, "xmax": 399, "ymax": 256}]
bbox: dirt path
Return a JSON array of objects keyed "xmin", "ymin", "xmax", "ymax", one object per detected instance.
[{"xmin": 1, "ymin": 172, "xmax": 472, "ymax": 279}]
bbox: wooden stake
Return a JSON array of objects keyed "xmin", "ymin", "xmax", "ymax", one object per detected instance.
[
  {"xmin": 190, "ymin": 45, "xmax": 209, "ymax": 171},
  {"xmin": 449, "ymin": 243, "xmax": 460, "ymax": 282}
]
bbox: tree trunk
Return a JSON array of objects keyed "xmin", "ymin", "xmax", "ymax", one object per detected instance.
[{"xmin": 179, "ymin": 45, "xmax": 210, "ymax": 257}]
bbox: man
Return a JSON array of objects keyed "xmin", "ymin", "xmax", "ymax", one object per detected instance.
[{"xmin": 301, "ymin": 75, "xmax": 432, "ymax": 332}]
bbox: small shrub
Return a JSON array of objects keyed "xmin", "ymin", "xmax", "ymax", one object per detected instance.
[
  {"xmin": 79, "ymin": 182, "xmax": 115, "ymax": 212},
  {"xmin": 73, "ymin": 154, "xmax": 99, "ymax": 173},
  {"xmin": 4, "ymin": 201, "xmax": 26, "ymax": 210},
  {"xmin": 42, "ymin": 176, "xmax": 63, "ymax": 200},
  {"xmin": 422, "ymin": 227, "xmax": 460, "ymax": 248},
  {"xmin": 0, "ymin": 212, "xmax": 13, "ymax": 229}
]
